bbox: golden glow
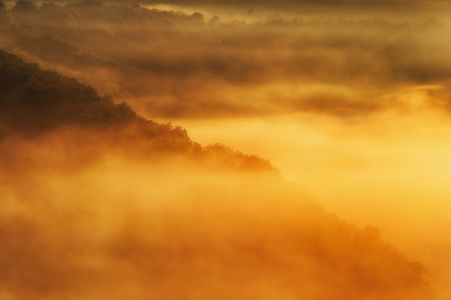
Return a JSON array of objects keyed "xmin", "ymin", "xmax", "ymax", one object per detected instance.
[{"xmin": 2, "ymin": 0, "xmax": 451, "ymax": 298}]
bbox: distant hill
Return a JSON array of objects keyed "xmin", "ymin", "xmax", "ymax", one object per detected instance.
[
  {"xmin": 0, "ymin": 49, "xmax": 274, "ymax": 171},
  {"xmin": 0, "ymin": 49, "xmax": 136, "ymax": 133}
]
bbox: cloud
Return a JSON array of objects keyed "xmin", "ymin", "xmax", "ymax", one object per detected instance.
[{"xmin": 3, "ymin": 1, "xmax": 451, "ymax": 120}]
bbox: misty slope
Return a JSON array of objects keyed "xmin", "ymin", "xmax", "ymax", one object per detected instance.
[
  {"xmin": 0, "ymin": 49, "xmax": 272, "ymax": 171},
  {"xmin": 0, "ymin": 49, "xmax": 136, "ymax": 133},
  {"xmin": 0, "ymin": 48, "xmax": 435, "ymax": 299}
]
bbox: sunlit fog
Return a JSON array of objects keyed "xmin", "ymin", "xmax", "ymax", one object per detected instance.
[{"xmin": 1, "ymin": 0, "xmax": 451, "ymax": 299}]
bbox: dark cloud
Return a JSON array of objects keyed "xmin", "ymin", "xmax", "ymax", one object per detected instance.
[
  {"xmin": 96, "ymin": 0, "xmax": 421, "ymax": 10},
  {"xmin": 2, "ymin": 1, "xmax": 451, "ymax": 120}
]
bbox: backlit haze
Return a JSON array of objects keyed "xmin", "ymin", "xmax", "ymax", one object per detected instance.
[{"xmin": 1, "ymin": 0, "xmax": 451, "ymax": 299}]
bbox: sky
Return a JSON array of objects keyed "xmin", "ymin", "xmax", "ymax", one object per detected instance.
[{"xmin": 1, "ymin": 0, "xmax": 451, "ymax": 299}]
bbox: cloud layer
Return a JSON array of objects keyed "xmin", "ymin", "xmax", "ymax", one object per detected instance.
[{"xmin": 2, "ymin": 1, "xmax": 451, "ymax": 121}]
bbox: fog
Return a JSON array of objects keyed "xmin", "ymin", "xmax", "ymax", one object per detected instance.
[
  {"xmin": 0, "ymin": 116, "xmax": 432, "ymax": 299},
  {"xmin": 1, "ymin": 0, "xmax": 451, "ymax": 299}
]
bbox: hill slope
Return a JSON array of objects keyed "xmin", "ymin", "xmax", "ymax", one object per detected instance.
[{"xmin": 0, "ymin": 48, "xmax": 435, "ymax": 300}]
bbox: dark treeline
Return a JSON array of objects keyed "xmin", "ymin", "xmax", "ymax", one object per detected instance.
[
  {"xmin": 0, "ymin": 49, "xmax": 273, "ymax": 171},
  {"xmin": 0, "ymin": 49, "xmax": 136, "ymax": 133}
]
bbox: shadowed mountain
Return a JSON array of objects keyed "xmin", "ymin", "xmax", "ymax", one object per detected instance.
[{"xmin": 0, "ymin": 49, "xmax": 273, "ymax": 171}]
